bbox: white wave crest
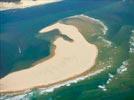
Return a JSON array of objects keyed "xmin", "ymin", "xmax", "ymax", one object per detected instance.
[
  {"xmin": 1, "ymin": 69, "xmax": 105, "ymax": 100},
  {"xmin": 80, "ymin": 14, "xmax": 108, "ymax": 35},
  {"xmin": 117, "ymin": 60, "xmax": 128, "ymax": 74},
  {"xmin": 0, "ymin": 94, "xmax": 29, "ymax": 100},
  {"xmin": 98, "ymin": 60, "xmax": 128, "ymax": 92},
  {"xmin": 129, "ymin": 30, "xmax": 134, "ymax": 53},
  {"xmin": 98, "ymin": 85, "xmax": 107, "ymax": 91},
  {"xmin": 98, "ymin": 72, "xmax": 114, "ymax": 91},
  {"xmin": 39, "ymin": 68, "xmax": 104, "ymax": 94},
  {"xmin": 65, "ymin": 14, "xmax": 108, "ymax": 35}
]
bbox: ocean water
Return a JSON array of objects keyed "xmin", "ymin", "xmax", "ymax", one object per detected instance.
[{"xmin": 0, "ymin": 0, "xmax": 134, "ymax": 100}]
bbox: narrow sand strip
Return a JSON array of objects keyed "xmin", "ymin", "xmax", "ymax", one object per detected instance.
[
  {"xmin": 0, "ymin": 22, "xmax": 98, "ymax": 93},
  {"xmin": 0, "ymin": 0, "xmax": 62, "ymax": 11}
]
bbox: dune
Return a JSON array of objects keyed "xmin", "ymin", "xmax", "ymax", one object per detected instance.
[
  {"xmin": 0, "ymin": 0, "xmax": 62, "ymax": 11},
  {"xmin": 0, "ymin": 22, "xmax": 98, "ymax": 93}
]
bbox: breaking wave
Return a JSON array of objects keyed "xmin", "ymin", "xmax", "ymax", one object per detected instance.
[
  {"xmin": 64, "ymin": 14, "xmax": 108, "ymax": 35},
  {"xmin": 1, "ymin": 69, "xmax": 104, "ymax": 100},
  {"xmin": 98, "ymin": 60, "xmax": 128, "ymax": 92},
  {"xmin": 129, "ymin": 30, "xmax": 134, "ymax": 53}
]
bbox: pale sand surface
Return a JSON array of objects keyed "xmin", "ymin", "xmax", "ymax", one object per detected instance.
[
  {"xmin": 0, "ymin": 0, "xmax": 62, "ymax": 11},
  {"xmin": 0, "ymin": 22, "xmax": 98, "ymax": 93}
]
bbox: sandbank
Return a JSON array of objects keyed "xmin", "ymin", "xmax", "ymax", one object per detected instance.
[
  {"xmin": 0, "ymin": 22, "xmax": 98, "ymax": 93},
  {"xmin": 0, "ymin": 0, "xmax": 62, "ymax": 11}
]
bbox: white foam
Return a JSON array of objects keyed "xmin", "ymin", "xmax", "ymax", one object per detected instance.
[
  {"xmin": 66, "ymin": 83, "xmax": 71, "ymax": 87},
  {"xmin": 106, "ymin": 78, "xmax": 111, "ymax": 84},
  {"xmin": 1, "ymin": 65, "xmax": 106, "ymax": 99},
  {"xmin": 108, "ymin": 73, "xmax": 114, "ymax": 78},
  {"xmin": 105, "ymin": 73, "xmax": 114, "ymax": 85},
  {"xmin": 103, "ymin": 60, "xmax": 128, "ymax": 90},
  {"xmin": 98, "ymin": 85, "xmax": 107, "ymax": 91},
  {"xmin": 117, "ymin": 60, "xmax": 128, "ymax": 74},
  {"xmin": 1, "ymin": 94, "xmax": 28, "ymax": 100},
  {"xmin": 129, "ymin": 48, "xmax": 134, "ymax": 53},
  {"xmin": 129, "ymin": 30, "xmax": 134, "ymax": 53},
  {"xmin": 80, "ymin": 14, "xmax": 108, "ymax": 35},
  {"xmin": 98, "ymin": 72, "xmax": 114, "ymax": 91},
  {"xmin": 65, "ymin": 14, "xmax": 108, "ymax": 35},
  {"xmin": 39, "ymin": 68, "xmax": 104, "ymax": 95},
  {"xmin": 106, "ymin": 65, "xmax": 112, "ymax": 68}
]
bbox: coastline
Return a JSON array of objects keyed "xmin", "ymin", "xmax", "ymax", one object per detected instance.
[
  {"xmin": 0, "ymin": 67, "xmax": 104, "ymax": 96},
  {"xmin": 0, "ymin": 0, "xmax": 62, "ymax": 11},
  {"xmin": 65, "ymin": 14, "xmax": 108, "ymax": 35},
  {"xmin": 0, "ymin": 24, "xmax": 98, "ymax": 93}
]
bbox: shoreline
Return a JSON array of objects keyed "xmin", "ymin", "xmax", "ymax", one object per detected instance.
[
  {"xmin": 0, "ymin": 66, "xmax": 104, "ymax": 96},
  {"xmin": 0, "ymin": 22, "xmax": 98, "ymax": 94},
  {"xmin": 0, "ymin": 0, "xmax": 62, "ymax": 11},
  {"xmin": 65, "ymin": 14, "xmax": 108, "ymax": 35}
]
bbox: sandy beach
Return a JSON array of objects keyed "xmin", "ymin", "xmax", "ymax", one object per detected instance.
[
  {"xmin": 0, "ymin": 22, "xmax": 98, "ymax": 93},
  {"xmin": 0, "ymin": 0, "xmax": 62, "ymax": 11}
]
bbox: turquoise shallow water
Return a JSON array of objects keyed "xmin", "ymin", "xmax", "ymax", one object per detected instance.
[{"xmin": 0, "ymin": 0, "xmax": 134, "ymax": 100}]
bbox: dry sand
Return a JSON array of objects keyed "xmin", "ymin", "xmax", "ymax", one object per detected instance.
[
  {"xmin": 0, "ymin": 22, "xmax": 98, "ymax": 93},
  {"xmin": 0, "ymin": 0, "xmax": 62, "ymax": 11}
]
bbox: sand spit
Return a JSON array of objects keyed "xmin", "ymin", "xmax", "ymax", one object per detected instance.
[
  {"xmin": 0, "ymin": 0, "xmax": 62, "ymax": 11},
  {"xmin": 0, "ymin": 22, "xmax": 98, "ymax": 93}
]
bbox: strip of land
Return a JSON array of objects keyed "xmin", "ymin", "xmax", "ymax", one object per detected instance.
[
  {"xmin": 0, "ymin": 22, "xmax": 98, "ymax": 93},
  {"xmin": 0, "ymin": 0, "xmax": 62, "ymax": 11}
]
